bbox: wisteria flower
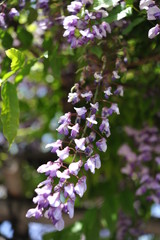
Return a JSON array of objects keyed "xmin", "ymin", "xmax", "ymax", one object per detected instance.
[
  {"xmin": 86, "ymin": 114, "xmax": 97, "ymax": 127},
  {"xmin": 26, "ymin": 207, "xmax": 43, "ymax": 219},
  {"xmin": 58, "ymin": 112, "xmax": 71, "ymax": 124},
  {"xmin": 85, "ymin": 154, "xmax": 101, "ymax": 173},
  {"xmin": 74, "ymin": 138, "xmax": 86, "ymax": 151},
  {"xmin": 68, "ymin": 123, "xmax": 80, "ymax": 137},
  {"xmin": 139, "ymin": 0, "xmax": 155, "ymax": 10},
  {"xmin": 96, "ymin": 138, "xmax": 107, "ymax": 152},
  {"xmin": 45, "ymin": 140, "xmax": 62, "ymax": 153},
  {"xmin": 74, "ymin": 107, "xmax": 87, "ymax": 118},
  {"xmin": 37, "ymin": 160, "xmax": 62, "ymax": 177},
  {"xmin": 74, "ymin": 176, "xmax": 87, "ymax": 197},
  {"xmin": 56, "ymin": 147, "xmax": 70, "ymax": 160},
  {"xmin": 69, "ymin": 160, "xmax": 83, "ymax": 175},
  {"xmin": 56, "ymin": 123, "xmax": 69, "ymax": 135},
  {"xmin": 148, "ymin": 24, "xmax": 160, "ymax": 38},
  {"xmin": 90, "ymin": 102, "xmax": 99, "ymax": 114},
  {"xmin": 68, "ymin": 92, "xmax": 80, "ymax": 104},
  {"xmin": 104, "ymin": 87, "xmax": 112, "ymax": 99},
  {"xmin": 81, "ymin": 91, "xmax": 93, "ymax": 101}
]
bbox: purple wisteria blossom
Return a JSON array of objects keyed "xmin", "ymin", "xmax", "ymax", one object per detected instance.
[
  {"xmin": 139, "ymin": 0, "xmax": 160, "ymax": 38},
  {"xmin": 74, "ymin": 107, "xmax": 87, "ymax": 119},
  {"xmin": 86, "ymin": 114, "xmax": 98, "ymax": 127},
  {"xmin": 81, "ymin": 91, "xmax": 93, "ymax": 101},
  {"xmin": 96, "ymin": 138, "xmax": 107, "ymax": 152},
  {"xmin": 119, "ymin": 125, "xmax": 160, "ymax": 204},
  {"xmin": 84, "ymin": 154, "xmax": 101, "ymax": 173},
  {"xmin": 63, "ymin": 0, "xmax": 111, "ymax": 48},
  {"xmin": 90, "ymin": 102, "xmax": 99, "ymax": 114},
  {"xmin": 74, "ymin": 176, "xmax": 87, "ymax": 197},
  {"xmin": 45, "ymin": 139, "xmax": 62, "ymax": 152},
  {"xmin": 74, "ymin": 137, "xmax": 86, "ymax": 151},
  {"xmin": 26, "ymin": 71, "xmax": 122, "ymax": 230},
  {"xmin": 56, "ymin": 147, "xmax": 70, "ymax": 160},
  {"xmin": 68, "ymin": 123, "xmax": 80, "ymax": 137},
  {"xmin": 8, "ymin": 8, "xmax": 19, "ymax": 19},
  {"xmin": 148, "ymin": 24, "xmax": 160, "ymax": 38},
  {"xmin": 69, "ymin": 160, "xmax": 83, "ymax": 175},
  {"xmin": 104, "ymin": 87, "xmax": 112, "ymax": 99},
  {"xmin": 116, "ymin": 210, "xmax": 142, "ymax": 240}
]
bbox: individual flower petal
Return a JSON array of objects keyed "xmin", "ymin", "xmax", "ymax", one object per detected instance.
[
  {"xmin": 74, "ymin": 138, "xmax": 86, "ymax": 151},
  {"xmin": 37, "ymin": 160, "xmax": 62, "ymax": 177},
  {"xmin": 90, "ymin": 102, "xmax": 99, "ymax": 114},
  {"xmin": 68, "ymin": 92, "xmax": 80, "ymax": 104},
  {"xmin": 99, "ymin": 119, "xmax": 111, "ymax": 137},
  {"xmin": 68, "ymin": 123, "xmax": 80, "ymax": 138},
  {"xmin": 64, "ymin": 183, "xmax": 75, "ymax": 200},
  {"xmin": 48, "ymin": 192, "xmax": 61, "ymax": 207},
  {"xmin": 96, "ymin": 138, "xmax": 107, "ymax": 152},
  {"xmin": 67, "ymin": 199, "xmax": 75, "ymax": 218},
  {"xmin": 112, "ymin": 71, "xmax": 120, "ymax": 80},
  {"xmin": 104, "ymin": 87, "xmax": 112, "ymax": 99},
  {"xmin": 56, "ymin": 147, "xmax": 70, "ymax": 160},
  {"xmin": 26, "ymin": 208, "xmax": 42, "ymax": 219},
  {"xmin": 139, "ymin": 0, "xmax": 155, "ymax": 10},
  {"xmin": 86, "ymin": 114, "xmax": 97, "ymax": 128},
  {"xmin": 147, "ymin": 6, "xmax": 160, "ymax": 20},
  {"xmin": 67, "ymin": 1, "xmax": 82, "ymax": 13},
  {"xmin": 56, "ymin": 169, "xmax": 70, "ymax": 180},
  {"xmin": 55, "ymin": 217, "xmax": 65, "ymax": 231},
  {"xmin": 81, "ymin": 91, "xmax": 93, "ymax": 101},
  {"xmin": 75, "ymin": 176, "xmax": 87, "ymax": 197},
  {"xmin": 45, "ymin": 140, "xmax": 62, "ymax": 153},
  {"xmin": 84, "ymin": 154, "xmax": 101, "ymax": 173},
  {"xmin": 148, "ymin": 24, "xmax": 160, "ymax": 39},
  {"xmin": 53, "ymin": 206, "xmax": 62, "ymax": 220},
  {"xmin": 114, "ymin": 86, "xmax": 124, "ymax": 96},
  {"xmin": 69, "ymin": 160, "xmax": 83, "ymax": 175},
  {"xmin": 56, "ymin": 123, "xmax": 69, "ymax": 135},
  {"xmin": 74, "ymin": 107, "xmax": 87, "ymax": 119},
  {"xmin": 58, "ymin": 112, "xmax": 71, "ymax": 124}
]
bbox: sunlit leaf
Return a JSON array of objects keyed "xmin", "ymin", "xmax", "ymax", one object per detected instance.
[
  {"xmin": 1, "ymin": 82, "xmax": 19, "ymax": 145},
  {"xmin": 6, "ymin": 48, "xmax": 25, "ymax": 71}
]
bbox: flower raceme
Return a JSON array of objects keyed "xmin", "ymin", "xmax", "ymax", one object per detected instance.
[
  {"xmin": 139, "ymin": 0, "xmax": 160, "ymax": 38},
  {"xmin": 63, "ymin": 0, "xmax": 111, "ymax": 48},
  {"xmin": 118, "ymin": 125, "xmax": 160, "ymax": 204},
  {"xmin": 26, "ymin": 72, "xmax": 123, "ymax": 231}
]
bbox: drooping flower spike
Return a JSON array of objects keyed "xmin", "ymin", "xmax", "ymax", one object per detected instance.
[
  {"xmin": 63, "ymin": 0, "xmax": 112, "ymax": 48},
  {"xmin": 26, "ymin": 68, "xmax": 123, "ymax": 231}
]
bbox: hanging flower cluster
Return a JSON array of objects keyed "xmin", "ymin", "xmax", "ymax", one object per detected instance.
[
  {"xmin": 63, "ymin": 0, "xmax": 112, "ymax": 48},
  {"xmin": 116, "ymin": 210, "xmax": 142, "ymax": 240},
  {"xmin": 26, "ymin": 70, "xmax": 123, "ymax": 231},
  {"xmin": 118, "ymin": 125, "xmax": 160, "ymax": 204},
  {"xmin": 0, "ymin": 0, "xmax": 50, "ymax": 29},
  {"xmin": 0, "ymin": 4, "xmax": 19, "ymax": 29},
  {"xmin": 139, "ymin": 0, "xmax": 160, "ymax": 38}
]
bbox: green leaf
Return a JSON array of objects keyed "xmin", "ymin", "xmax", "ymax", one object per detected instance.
[
  {"xmin": 1, "ymin": 82, "xmax": 19, "ymax": 145},
  {"xmin": 93, "ymin": 0, "xmax": 119, "ymax": 9},
  {"xmin": 126, "ymin": 0, "xmax": 134, "ymax": 6},
  {"xmin": 2, "ymin": 32, "xmax": 13, "ymax": 49},
  {"xmin": 28, "ymin": 8, "xmax": 38, "ymax": 24},
  {"xmin": 17, "ymin": 27, "xmax": 33, "ymax": 49},
  {"xmin": 6, "ymin": 48, "xmax": 25, "ymax": 71},
  {"xmin": 105, "ymin": 6, "xmax": 132, "ymax": 23},
  {"xmin": 122, "ymin": 17, "xmax": 145, "ymax": 35}
]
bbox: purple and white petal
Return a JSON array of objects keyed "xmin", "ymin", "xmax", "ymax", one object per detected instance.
[
  {"xmin": 56, "ymin": 147, "xmax": 70, "ymax": 160},
  {"xmin": 74, "ymin": 138, "xmax": 86, "ymax": 151}
]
